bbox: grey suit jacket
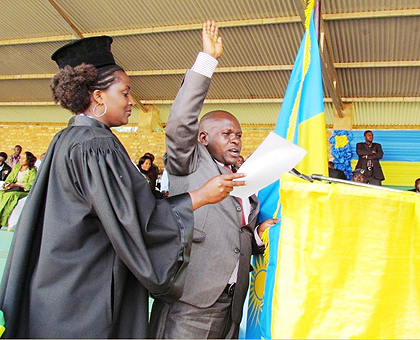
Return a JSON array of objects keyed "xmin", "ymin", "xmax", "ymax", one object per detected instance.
[{"xmin": 166, "ymin": 69, "xmax": 261, "ymax": 323}]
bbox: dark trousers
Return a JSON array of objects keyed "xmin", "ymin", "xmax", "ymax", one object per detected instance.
[
  {"xmin": 150, "ymin": 291, "xmax": 239, "ymax": 339},
  {"xmin": 366, "ymin": 176, "xmax": 382, "ymax": 185}
]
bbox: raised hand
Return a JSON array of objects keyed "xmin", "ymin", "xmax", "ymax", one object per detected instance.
[
  {"xmin": 202, "ymin": 20, "xmax": 223, "ymax": 60},
  {"xmin": 189, "ymin": 173, "xmax": 245, "ymax": 210}
]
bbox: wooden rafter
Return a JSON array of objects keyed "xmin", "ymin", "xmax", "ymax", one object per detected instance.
[
  {"xmin": 4, "ymin": 97, "xmax": 420, "ymax": 106},
  {"xmin": 131, "ymin": 94, "xmax": 148, "ymax": 112},
  {"xmin": 47, "ymin": 0, "xmax": 83, "ymax": 39},
  {"xmin": 323, "ymin": 9, "xmax": 420, "ymax": 21}
]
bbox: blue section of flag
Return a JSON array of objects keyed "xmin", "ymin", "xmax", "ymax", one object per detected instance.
[
  {"xmin": 259, "ymin": 223, "xmax": 281, "ymax": 339},
  {"xmin": 246, "ymin": 4, "xmax": 325, "ymax": 338},
  {"xmin": 274, "ymin": 23, "xmax": 324, "ymax": 142},
  {"xmin": 245, "ymin": 255, "xmax": 263, "ymax": 340}
]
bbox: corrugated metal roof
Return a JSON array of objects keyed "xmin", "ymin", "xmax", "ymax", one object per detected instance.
[
  {"xmin": 328, "ymin": 17, "xmax": 420, "ymax": 63},
  {"xmin": 0, "ymin": 41, "xmax": 68, "ymax": 74},
  {"xmin": 353, "ymin": 102, "xmax": 420, "ymax": 127},
  {"xmin": 131, "ymin": 71, "xmax": 291, "ymax": 101},
  {"xmin": 0, "ymin": 79, "xmax": 52, "ymax": 102},
  {"xmin": 56, "ymin": 0, "xmax": 300, "ymax": 32},
  {"xmin": 323, "ymin": 0, "xmax": 419, "ymax": 14},
  {"xmin": 337, "ymin": 67, "xmax": 420, "ymax": 97},
  {"xmin": 110, "ymin": 23, "xmax": 304, "ymax": 71},
  {"xmin": 157, "ymin": 103, "xmax": 283, "ymax": 125},
  {"xmin": 0, "ymin": 0, "xmax": 73, "ymax": 40}
]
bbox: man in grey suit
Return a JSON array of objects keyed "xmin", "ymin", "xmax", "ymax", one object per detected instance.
[{"xmin": 150, "ymin": 21, "xmax": 277, "ymax": 339}]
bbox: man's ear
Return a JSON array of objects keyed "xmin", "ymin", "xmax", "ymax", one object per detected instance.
[{"xmin": 198, "ymin": 131, "xmax": 209, "ymax": 146}]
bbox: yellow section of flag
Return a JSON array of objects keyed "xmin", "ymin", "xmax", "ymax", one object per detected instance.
[{"xmin": 270, "ymin": 173, "xmax": 420, "ymax": 339}]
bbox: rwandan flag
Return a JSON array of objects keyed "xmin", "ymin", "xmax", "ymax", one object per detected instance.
[{"xmin": 245, "ymin": 0, "xmax": 327, "ymax": 338}]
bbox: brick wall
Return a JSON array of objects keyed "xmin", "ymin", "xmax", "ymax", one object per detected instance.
[{"xmin": 0, "ymin": 123, "xmax": 274, "ymax": 172}]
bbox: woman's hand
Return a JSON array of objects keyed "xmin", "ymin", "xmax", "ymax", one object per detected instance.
[
  {"xmin": 189, "ymin": 173, "xmax": 246, "ymax": 210},
  {"xmin": 3, "ymin": 182, "xmax": 13, "ymax": 190}
]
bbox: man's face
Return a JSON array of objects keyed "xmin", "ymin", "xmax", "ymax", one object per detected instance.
[
  {"xmin": 415, "ymin": 179, "xmax": 420, "ymax": 191},
  {"xmin": 236, "ymin": 156, "xmax": 244, "ymax": 169},
  {"xmin": 14, "ymin": 146, "xmax": 22, "ymax": 156},
  {"xmin": 353, "ymin": 174, "xmax": 368, "ymax": 183},
  {"xmin": 364, "ymin": 132, "xmax": 373, "ymax": 143},
  {"xmin": 201, "ymin": 114, "xmax": 242, "ymax": 165}
]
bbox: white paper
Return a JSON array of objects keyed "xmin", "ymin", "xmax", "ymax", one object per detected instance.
[{"xmin": 230, "ymin": 132, "xmax": 307, "ymax": 199}]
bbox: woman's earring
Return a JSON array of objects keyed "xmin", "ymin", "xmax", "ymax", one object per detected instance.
[{"xmin": 92, "ymin": 103, "xmax": 107, "ymax": 118}]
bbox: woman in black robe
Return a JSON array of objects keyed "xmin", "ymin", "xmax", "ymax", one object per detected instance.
[{"xmin": 0, "ymin": 36, "xmax": 244, "ymax": 338}]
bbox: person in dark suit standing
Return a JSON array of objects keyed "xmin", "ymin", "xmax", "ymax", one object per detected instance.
[
  {"xmin": 355, "ymin": 130, "xmax": 385, "ymax": 185},
  {"xmin": 150, "ymin": 21, "xmax": 277, "ymax": 339}
]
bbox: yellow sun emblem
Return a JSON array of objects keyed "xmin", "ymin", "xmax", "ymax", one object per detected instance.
[{"xmin": 248, "ymin": 254, "xmax": 267, "ymax": 326}]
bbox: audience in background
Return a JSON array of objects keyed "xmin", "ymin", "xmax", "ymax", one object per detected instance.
[
  {"xmin": 408, "ymin": 178, "xmax": 420, "ymax": 193},
  {"xmin": 0, "ymin": 152, "xmax": 12, "ymax": 181},
  {"xmin": 233, "ymin": 155, "xmax": 245, "ymax": 172},
  {"xmin": 7, "ymin": 145, "xmax": 22, "ymax": 168},
  {"xmin": 138, "ymin": 154, "xmax": 163, "ymax": 198},
  {"xmin": 138, "ymin": 155, "xmax": 153, "ymax": 186},
  {"xmin": 0, "ymin": 151, "xmax": 37, "ymax": 230},
  {"xmin": 160, "ymin": 168, "xmax": 169, "ymax": 198},
  {"xmin": 35, "ymin": 152, "xmax": 46, "ymax": 169},
  {"xmin": 328, "ymin": 161, "xmax": 346, "ymax": 180},
  {"xmin": 352, "ymin": 168, "xmax": 368, "ymax": 183},
  {"xmin": 143, "ymin": 152, "xmax": 159, "ymax": 190}
]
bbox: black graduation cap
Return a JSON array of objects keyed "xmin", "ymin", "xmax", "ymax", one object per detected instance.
[{"xmin": 51, "ymin": 36, "xmax": 115, "ymax": 69}]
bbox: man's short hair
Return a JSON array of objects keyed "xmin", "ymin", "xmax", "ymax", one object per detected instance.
[
  {"xmin": 364, "ymin": 130, "xmax": 373, "ymax": 136},
  {"xmin": 0, "ymin": 152, "xmax": 7, "ymax": 159}
]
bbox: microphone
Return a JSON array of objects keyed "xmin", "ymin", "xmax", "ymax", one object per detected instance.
[{"xmin": 289, "ymin": 168, "xmax": 314, "ymax": 182}]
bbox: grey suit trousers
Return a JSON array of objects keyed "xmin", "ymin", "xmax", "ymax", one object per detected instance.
[{"xmin": 150, "ymin": 292, "xmax": 239, "ymax": 339}]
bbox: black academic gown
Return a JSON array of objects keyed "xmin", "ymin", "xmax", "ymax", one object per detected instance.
[{"xmin": 0, "ymin": 115, "xmax": 194, "ymax": 338}]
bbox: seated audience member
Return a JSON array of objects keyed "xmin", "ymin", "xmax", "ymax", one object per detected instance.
[
  {"xmin": 233, "ymin": 155, "xmax": 245, "ymax": 172},
  {"xmin": 143, "ymin": 152, "xmax": 159, "ymax": 190},
  {"xmin": 7, "ymin": 145, "xmax": 22, "ymax": 168},
  {"xmin": 352, "ymin": 168, "xmax": 368, "ymax": 183},
  {"xmin": 138, "ymin": 155, "xmax": 163, "ymax": 199},
  {"xmin": 138, "ymin": 155, "xmax": 153, "ymax": 186},
  {"xmin": 6, "ymin": 196, "xmax": 28, "ymax": 232},
  {"xmin": 408, "ymin": 178, "xmax": 420, "ymax": 193},
  {"xmin": 0, "ymin": 151, "xmax": 37, "ymax": 230},
  {"xmin": 160, "ymin": 168, "xmax": 170, "ymax": 198},
  {"xmin": 35, "ymin": 152, "xmax": 46, "ymax": 169},
  {"xmin": 328, "ymin": 161, "xmax": 346, "ymax": 180},
  {"xmin": 0, "ymin": 152, "xmax": 12, "ymax": 181}
]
